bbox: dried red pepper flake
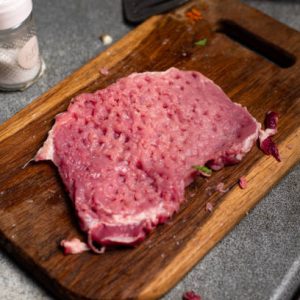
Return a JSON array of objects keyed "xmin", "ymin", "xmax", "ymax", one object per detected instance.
[
  {"xmin": 182, "ymin": 290, "xmax": 201, "ymax": 300},
  {"xmin": 191, "ymin": 8, "xmax": 201, "ymax": 17},
  {"xmin": 185, "ymin": 7, "xmax": 203, "ymax": 22}
]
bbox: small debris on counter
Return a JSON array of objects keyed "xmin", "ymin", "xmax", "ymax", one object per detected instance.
[
  {"xmin": 182, "ymin": 290, "xmax": 201, "ymax": 300},
  {"xmin": 99, "ymin": 34, "xmax": 113, "ymax": 46}
]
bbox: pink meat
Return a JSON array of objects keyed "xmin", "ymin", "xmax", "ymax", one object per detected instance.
[
  {"xmin": 60, "ymin": 238, "xmax": 89, "ymax": 255},
  {"xmin": 36, "ymin": 68, "xmax": 260, "ymax": 250}
]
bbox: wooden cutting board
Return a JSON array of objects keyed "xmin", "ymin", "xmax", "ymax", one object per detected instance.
[{"xmin": 0, "ymin": 0, "xmax": 299, "ymax": 299}]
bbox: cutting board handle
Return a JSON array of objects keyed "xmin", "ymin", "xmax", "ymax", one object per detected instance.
[
  {"xmin": 211, "ymin": 0, "xmax": 300, "ymax": 62},
  {"xmin": 216, "ymin": 19, "xmax": 296, "ymax": 68}
]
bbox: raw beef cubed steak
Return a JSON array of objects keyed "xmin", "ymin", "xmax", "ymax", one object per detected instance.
[{"xmin": 36, "ymin": 68, "xmax": 260, "ymax": 251}]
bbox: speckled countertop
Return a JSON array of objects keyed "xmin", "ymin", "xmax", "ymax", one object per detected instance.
[{"xmin": 0, "ymin": 1, "xmax": 299, "ymax": 299}]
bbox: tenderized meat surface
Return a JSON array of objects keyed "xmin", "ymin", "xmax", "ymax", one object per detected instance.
[{"xmin": 36, "ymin": 68, "xmax": 260, "ymax": 251}]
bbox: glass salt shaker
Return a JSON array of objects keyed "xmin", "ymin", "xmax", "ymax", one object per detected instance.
[{"xmin": 0, "ymin": 0, "xmax": 45, "ymax": 91}]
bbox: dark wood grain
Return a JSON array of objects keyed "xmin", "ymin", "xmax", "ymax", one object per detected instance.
[{"xmin": 0, "ymin": 0, "xmax": 299, "ymax": 299}]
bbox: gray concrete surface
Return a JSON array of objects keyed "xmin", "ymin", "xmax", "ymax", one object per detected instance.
[{"xmin": 0, "ymin": 0, "xmax": 299, "ymax": 299}]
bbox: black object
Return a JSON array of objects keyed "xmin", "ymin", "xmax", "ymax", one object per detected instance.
[{"xmin": 123, "ymin": 0, "xmax": 189, "ymax": 23}]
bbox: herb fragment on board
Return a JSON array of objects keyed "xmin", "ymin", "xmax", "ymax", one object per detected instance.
[
  {"xmin": 265, "ymin": 111, "xmax": 279, "ymax": 130},
  {"xmin": 195, "ymin": 38, "xmax": 207, "ymax": 46},
  {"xmin": 193, "ymin": 165, "xmax": 212, "ymax": 176}
]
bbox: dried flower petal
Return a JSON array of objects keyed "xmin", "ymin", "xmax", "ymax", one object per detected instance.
[
  {"xmin": 182, "ymin": 290, "xmax": 201, "ymax": 300},
  {"xmin": 195, "ymin": 38, "xmax": 207, "ymax": 46},
  {"xmin": 259, "ymin": 111, "xmax": 280, "ymax": 162},
  {"xmin": 265, "ymin": 111, "xmax": 279, "ymax": 130},
  {"xmin": 99, "ymin": 34, "xmax": 113, "ymax": 46},
  {"xmin": 260, "ymin": 136, "xmax": 281, "ymax": 162}
]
